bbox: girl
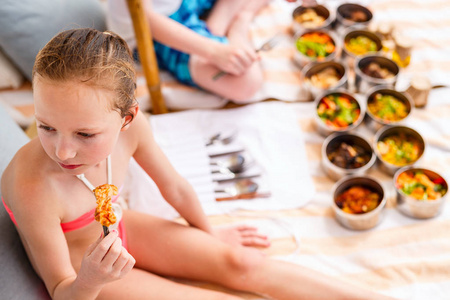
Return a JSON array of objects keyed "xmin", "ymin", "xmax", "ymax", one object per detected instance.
[{"xmin": 1, "ymin": 28, "xmax": 393, "ymax": 299}]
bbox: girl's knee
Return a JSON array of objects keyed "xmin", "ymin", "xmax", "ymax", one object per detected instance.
[
  {"xmin": 222, "ymin": 246, "xmax": 266, "ymax": 289},
  {"xmin": 228, "ymin": 71, "xmax": 263, "ymax": 103}
]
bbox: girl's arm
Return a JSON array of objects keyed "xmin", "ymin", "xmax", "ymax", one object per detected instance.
[
  {"xmin": 12, "ymin": 192, "xmax": 133, "ymax": 299},
  {"xmin": 2, "ymin": 151, "xmax": 134, "ymax": 299}
]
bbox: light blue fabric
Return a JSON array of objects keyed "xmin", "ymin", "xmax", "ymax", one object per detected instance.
[
  {"xmin": 0, "ymin": 0, "xmax": 106, "ymax": 80},
  {"xmin": 152, "ymin": 0, "xmax": 228, "ymax": 86}
]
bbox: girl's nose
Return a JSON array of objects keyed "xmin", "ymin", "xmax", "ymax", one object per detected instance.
[{"xmin": 55, "ymin": 137, "xmax": 76, "ymax": 161}]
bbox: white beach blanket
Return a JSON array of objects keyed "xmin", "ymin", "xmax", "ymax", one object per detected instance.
[{"xmin": 124, "ymin": 101, "xmax": 315, "ymax": 218}]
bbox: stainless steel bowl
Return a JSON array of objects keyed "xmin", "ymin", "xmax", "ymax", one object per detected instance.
[
  {"xmin": 373, "ymin": 125, "xmax": 425, "ymax": 175},
  {"xmin": 332, "ymin": 175, "xmax": 386, "ymax": 230},
  {"xmin": 335, "ymin": 3, "xmax": 373, "ymax": 36},
  {"xmin": 294, "ymin": 29, "xmax": 340, "ymax": 68},
  {"xmin": 302, "ymin": 61, "xmax": 348, "ymax": 100},
  {"xmin": 355, "ymin": 54, "xmax": 400, "ymax": 94},
  {"xmin": 342, "ymin": 28, "xmax": 382, "ymax": 68},
  {"xmin": 292, "ymin": 4, "xmax": 334, "ymax": 34},
  {"xmin": 322, "ymin": 132, "xmax": 376, "ymax": 181},
  {"xmin": 394, "ymin": 167, "xmax": 448, "ymax": 219},
  {"xmin": 365, "ymin": 86, "xmax": 414, "ymax": 132},
  {"xmin": 314, "ymin": 89, "xmax": 365, "ymax": 136}
]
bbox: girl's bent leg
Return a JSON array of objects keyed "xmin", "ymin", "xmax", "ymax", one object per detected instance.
[
  {"xmin": 206, "ymin": 0, "xmax": 270, "ymax": 36},
  {"xmin": 123, "ymin": 211, "xmax": 265, "ymax": 285},
  {"xmin": 98, "ymin": 268, "xmax": 243, "ymax": 300},
  {"xmin": 122, "ymin": 211, "xmax": 393, "ymax": 300},
  {"xmin": 189, "ymin": 55, "xmax": 263, "ymax": 102},
  {"xmin": 190, "ymin": 8, "xmax": 264, "ymax": 102}
]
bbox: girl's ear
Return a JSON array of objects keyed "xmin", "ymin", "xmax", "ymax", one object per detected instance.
[{"xmin": 121, "ymin": 105, "xmax": 139, "ymax": 131}]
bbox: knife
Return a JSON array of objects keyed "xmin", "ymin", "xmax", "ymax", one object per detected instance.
[{"xmin": 213, "ymin": 174, "xmax": 261, "ymax": 183}]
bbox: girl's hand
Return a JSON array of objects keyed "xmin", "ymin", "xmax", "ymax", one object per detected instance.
[
  {"xmin": 213, "ymin": 225, "xmax": 270, "ymax": 248},
  {"xmin": 77, "ymin": 230, "xmax": 135, "ymax": 289},
  {"xmin": 210, "ymin": 43, "xmax": 259, "ymax": 76}
]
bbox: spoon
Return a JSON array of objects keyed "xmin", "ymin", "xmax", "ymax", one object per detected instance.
[
  {"xmin": 211, "ymin": 153, "xmax": 246, "ymax": 174},
  {"xmin": 215, "ymin": 178, "xmax": 259, "ymax": 196}
]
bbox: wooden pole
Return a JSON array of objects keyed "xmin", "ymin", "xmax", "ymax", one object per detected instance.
[{"xmin": 126, "ymin": 0, "xmax": 167, "ymax": 114}]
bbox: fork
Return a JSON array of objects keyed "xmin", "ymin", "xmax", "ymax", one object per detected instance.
[
  {"xmin": 212, "ymin": 35, "xmax": 281, "ymax": 81},
  {"xmin": 205, "ymin": 131, "xmax": 237, "ymax": 146}
]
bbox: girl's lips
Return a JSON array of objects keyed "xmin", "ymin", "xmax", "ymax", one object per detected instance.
[{"xmin": 59, "ymin": 163, "xmax": 82, "ymax": 170}]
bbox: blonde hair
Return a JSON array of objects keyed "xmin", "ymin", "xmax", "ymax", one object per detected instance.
[{"xmin": 33, "ymin": 28, "xmax": 137, "ymax": 121}]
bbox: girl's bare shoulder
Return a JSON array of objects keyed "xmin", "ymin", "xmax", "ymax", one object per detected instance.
[
  {"xmin": 1, "ymin": 138, "xmax": 58, "ymax": 209},
  {"xmin": 120, "ymin": 110, "xmax": 154, "ymax": 152}
]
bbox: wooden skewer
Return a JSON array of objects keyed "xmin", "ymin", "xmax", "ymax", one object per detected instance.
[{"xmin": 103, "ymin": 226, "xmax": 110, "ymax": 236}]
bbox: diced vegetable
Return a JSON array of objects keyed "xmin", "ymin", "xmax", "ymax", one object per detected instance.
[
  {"xmin": 317, "ymin": 94, "xmax": 360, "ymax": 129},
  {"xmin": 296, "ymin": 32, "xmax": 335, "ymax": 60},
  {"xmin": 368, "ymin": 93, "xmax": 408, "ymax": 122},
  {"xmin": 396, "ymin": 171, "xmax": 447, "ymax": 201},
  {"xmin": 345, "ymin": 35, "xmax": 378, "ymax": 56},
  {"xmin": 377, "ymin": 133, "xmax": 422, "ymax": 166}
]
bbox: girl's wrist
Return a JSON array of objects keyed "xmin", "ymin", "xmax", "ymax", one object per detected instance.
[
  {"xmin": 72, "ymin": 276, "xmax": 103, "ymax": 299},
  {"xmin": 202, "ymin": 41, "xmax": 220, "ymax": 63}
]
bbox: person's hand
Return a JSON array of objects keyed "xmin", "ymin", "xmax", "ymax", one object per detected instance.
[
  {"xmin": 77, "ymin": 230, "xmax": 135, "ymax": 289},
  {"xmin": 213, "ymin": 224, "xmax": 270, "ymax": 248},
  {"xmin": 210, "ymin": 43, "xmax": 259, "ymax": 76}
]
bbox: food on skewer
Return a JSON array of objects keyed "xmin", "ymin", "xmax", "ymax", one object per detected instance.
[{"xmin": 93, "ymin": 184, "xmax": 118, "ymax": 229}]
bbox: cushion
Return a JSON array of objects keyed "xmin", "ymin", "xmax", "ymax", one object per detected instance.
[
  {"xmin": 0, "ymin": 0, "xmax": 106, "ymax": 81},
  {"xmin": 0, "ymin": 48, "xmax": 24, "ymax": 89},
  {"xmin": 0, "ymin": 103, "xmax": 50, "ymax": 299}
]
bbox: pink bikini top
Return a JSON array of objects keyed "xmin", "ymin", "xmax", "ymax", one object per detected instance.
[
  {"xmin": 2, "ymin": 192, "xmax": 121, "ymax": 233},
  {"xmin": 2, "ymin": 156, "xmax": 122, "ymax": 233}
]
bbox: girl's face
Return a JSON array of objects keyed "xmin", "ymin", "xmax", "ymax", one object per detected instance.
[{"xmin": 34, "ymin": 77, "xmax": 125, "ymax": 175}]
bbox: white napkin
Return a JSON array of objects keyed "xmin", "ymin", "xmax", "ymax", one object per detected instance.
[{"xmin": 124, "ymin": 101, "xmax": 315, "ymax": 217}]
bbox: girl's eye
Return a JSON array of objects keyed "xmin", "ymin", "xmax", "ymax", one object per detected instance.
[
  {"xmin": 78, "ymin": 132, "xmax": 95, "ymax": 138},
  {"xmin": 38, "ymin": 125, "xmax": 54, "ymax": 132}
]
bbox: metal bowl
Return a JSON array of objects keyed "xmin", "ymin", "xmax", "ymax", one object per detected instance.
[
  {"xmin": 335, "ymin": 3, "xmax": 373, "ymax": 36},
  {"xmin": 355, "ymin": 54, "xmax": 400, "ymax": 94},
  {"xmin": 314, "ymin": 89, "xmax": 365, "ymax": 136},
  {"xmin": 342, "ymin": 28, "xmax": 382, "ymax": 68},
  {"xmin": 294, "ymin": 29, "xmax": 340, "ymax": 68},
  {"xmin": 373, "ymin": 125, "xmax": 425, "ymax": 175},
  {"xmin": 394, "ymin": 167, "xmax": 448, "ymax": 219},
  {"xmin": 365, "ymin": 86, "xmax": 414, "ymax": 131},
  {"xmin": 332, "ymin": 175, "xmax": 386, "ymax": 230},
  {"xmin": 292, "ymin": 4, "xmax": 334, "ymax": 34},
  {"xmin": 322, "ymin": 132, "xmax": 376, "ymax": 181},
  {"xmin": 302, "ymin": 61, "xmax": 348, "ymax": 101}
]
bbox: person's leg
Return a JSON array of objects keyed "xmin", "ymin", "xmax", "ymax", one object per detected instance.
[
  {"xmin": 121, "ymin": 211, "xmax": 394, "ymax": 300},
  {"xmin": 189, "ymin": 0, "xmax": 272, "ymax": 102},
  {"xmin": 98, "ymin": 268, "xmax": 243, "ymax": 300},
  {"xmin": 206, "ymin": 0, "xmax": 269, "ymax": 36}
]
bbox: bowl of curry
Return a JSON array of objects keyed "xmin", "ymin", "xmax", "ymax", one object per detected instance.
[
  {"xmin": 365, "ymin": 86, "xmax": 414, "ymax": 131},
  {"xmin": 394, "ymin": 167, "xmax": 448, "ymax": 219},
  {"xmin": 314, "ymin": 89, "xmax": 365, "ymax": 136},
  {"xmin": 332, "ymin": 175, "xmax": 386, "ymax": 230},
  {"xmin": 322, "ymin": 133, "xmax": 376, "ymax": 181},
  {"xmin": 374, "ymin": 125, "xmax": 425, "ymax": 175}
]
